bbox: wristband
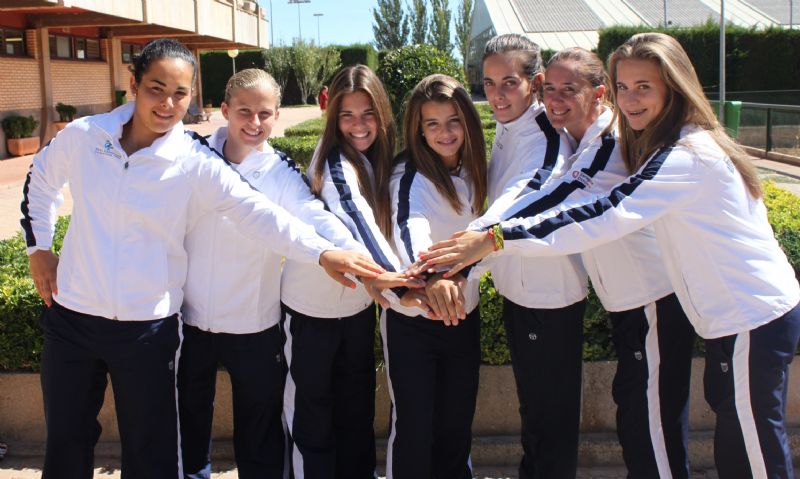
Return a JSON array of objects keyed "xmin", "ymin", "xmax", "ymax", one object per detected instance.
[{"xmin": 487, "ymin": 224, "xmax": 504, "ymax": 251}]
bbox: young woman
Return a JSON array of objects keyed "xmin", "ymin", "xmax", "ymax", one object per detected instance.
[
  {"xmin": 21, "ymin": 40, "xmax": 386, "ymax": 479},
  {"xmin": 382, "ymin": 74, "xmax": 487, "ymax": 479},
  {"xmin": 280, "ymin": 65, "xmax": 410, "ymax": 479},
  {"xmin": 178, "ymin": 69, "xmax": 421, "ymax": 479},
  {"xmin": 479, "ymin": 33, "xmax": 589, "ymax": 478},
  {"xmin": 422, "ymin": 33, "xmax": 800, "ymax": 479}
]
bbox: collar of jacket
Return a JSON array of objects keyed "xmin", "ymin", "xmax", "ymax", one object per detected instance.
[
  {"xmin": 90, "ymin": 102, "xmax": 188, "ymax": 162},
  {"xmin": 208, "ymin": 126, "xmax": 277, "ymax": 176},
  {"xmin": 496, "ymin": 102, "xmax": 545, "ymax": 139}
]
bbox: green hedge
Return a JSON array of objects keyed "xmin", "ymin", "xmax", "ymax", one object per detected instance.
[
  {"xmin": 597, "ymin": 24, "xmax": 800, "ymax": 104},
  {"xmin": 334, "ymin": 43, "xmax": 379, "ymax": 71},
  {"xmin": 2, "ymin": 181, "xmax": 798, "ymax": 369}
]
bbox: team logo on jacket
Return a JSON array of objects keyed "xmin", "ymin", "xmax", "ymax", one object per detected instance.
[
  {"xmin": 95, "ymin": 140, "xmax": 122, "ymax": 159},
  {"xmin": 571, "ymin": 169, "xmax": 593, "ymax": 188}
]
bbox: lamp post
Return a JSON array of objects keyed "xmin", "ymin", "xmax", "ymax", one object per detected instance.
[
  {"xmin": 314, "ymin": 12, "xmax": 323, "ymax": 45},
  {"xmin": 288, "ymin": 0, "xmax": 311, "ymax": 41},
  {"xmin": 228, "ymin": 48, "xmax": 239, "ymax": 75},
  {"xmin": 663, "ymin": 0, "xmax": 668, "ymax": 27},
  {"xmin": 270, "ymin": 0, "xmax": 274, "ymax": 46}
]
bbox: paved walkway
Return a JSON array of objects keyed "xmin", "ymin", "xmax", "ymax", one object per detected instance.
[{"xmin": 0, "ymin": 106, "xmax": 321, "ymax": 240}]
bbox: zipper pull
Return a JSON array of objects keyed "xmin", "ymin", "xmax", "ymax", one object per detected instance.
[{"xmin": 124, "ymin": 161, "xmax": 129, "ymax": 170}]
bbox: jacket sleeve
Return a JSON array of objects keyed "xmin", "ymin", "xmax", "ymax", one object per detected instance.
[
  {"xmin": 498, "ymin": 145, "xmax": 704, "ymax": 257},
  {"xmin": 318, "ymin": 150, "xmax": 402, "ymax": 273},
  {"xmin": 186, "ymin": 144, "xmax": 337, "ymax": 265},
  {"xmin": 392, "ymin": 168, "xmax": 433, "ymax": 267},
  {"xmin": 21, "ymin": 127, "xmax": 75, "ymax": 254},
  {"xmin": 271, "ymin": 152, "xmax": 368, "ymax": 255}
]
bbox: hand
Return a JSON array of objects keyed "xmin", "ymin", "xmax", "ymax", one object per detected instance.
[
  {"xmin": 425, "ymin": 273, "xmax": 467, "ymax": 326},
  {"xmin": 29, "ymin": 249, "xmax": 59, "ymax": 307},
  {"xmin": 399, "ymin": 289, "xmax": 435, "ymax": 317},
  {"xmin": 319, "ymin": 250, "xmax": 385, "ymax": 288},
  {"xmin": 416, "ymin": 230, "xmax": 495, "ymax": 277},
  {"xmin": 362, "ymin": 272, "xmax": 426, "ymax": 308}
]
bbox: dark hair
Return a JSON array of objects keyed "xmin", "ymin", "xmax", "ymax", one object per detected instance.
[
  {"xmin": 131, "ymin": 38, "xmax": 197, "ymax": 83},
  {"xmin": 482, "ymin": 33, "xmax": 543, "ymax": 80}
]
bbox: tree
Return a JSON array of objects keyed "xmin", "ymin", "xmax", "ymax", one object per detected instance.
[
  {"xmin": 429, "ymin": 0, "xmax": 452, "ymax": 56},
  {"xmin": 262, "ymin": 46, "xmax": 293, "ymax": 94},
  {"xmin": 409, "ymin": 0, "xmax": 428, "ymax": 45},
  {"xmin": 372, "ymin": 0, "xmax": 410, "ymax": 50},
  {"xmin": 290, "ymin": 40, "xmax": 342, "ymax": 104},
  {"xmin": 455, "ymin": 0, "xmax": 473, "ymax": 71}
]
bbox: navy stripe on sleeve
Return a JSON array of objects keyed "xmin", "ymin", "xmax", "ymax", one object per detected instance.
[
  {"xmin": 185, "ymin": 130, "xmax": 226, "ymax": 162},
  {"xmin": 20, "ymin": 166, "xmax": 36, "ymax": 247},
  {"xmin": 326, "ymin": 147, "xmax": 397, "ymax": 272},
  {"xmin": 396, "ymin": 162, "xmax": 418, "ymax": 263},
  {"xmin": 522, "ymin": 112, "xmax": 561, "ymax": 192},
  {"xmin": 504, "ymin": 146, "xmax": 672, "ymax": 241},
  {"xmin": 505, "ymin": 133, "xmax": 616, "ymax": 222}
]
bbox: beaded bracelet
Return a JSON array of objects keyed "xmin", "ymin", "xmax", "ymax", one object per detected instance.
[{"xmin": 487, "ymin": 224, "xmax": 504, "ymax": 251}]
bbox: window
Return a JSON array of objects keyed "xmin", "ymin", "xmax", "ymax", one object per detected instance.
[
  {"xmin": 121, "ymin": 42, "xmax": 142, "ymax": 63},
  {"xmin": 48, "ymin": 34, "xmax": 101, "ymax": 60},
  {"xmin": 0, "ymin": 28, "xmax": 25, "ymax": 56},
  {"xmin": 49, "ymin": 34, "xmax": 72, "ymax": 58}
]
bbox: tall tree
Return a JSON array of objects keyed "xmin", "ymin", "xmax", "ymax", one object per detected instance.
[
  {"xmin": 409, "ymin": 0, "xmax": 428, "ymax": 45},
  {"xmin": 290, "ymin": 39, "xmax": 342, "ymax": 104},
  {"xmin": 372, "ymin": 0, "xmax": 410, "ymax": 50},
  {"xmin": 428, "ymin": 0, "xmax": 452, "ymax": 55},
  {"xmin": 455, "ymin": 0, "xmax": 474, "ymax": 71}
]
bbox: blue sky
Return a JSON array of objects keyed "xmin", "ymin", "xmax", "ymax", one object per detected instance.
[{"xmin": 255, "ymin": 0, "xmax": 460, "ymax": 49}]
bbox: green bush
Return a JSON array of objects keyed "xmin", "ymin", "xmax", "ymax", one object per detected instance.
[
  {"xmin": 334, "ymin": 43, "xmax": 379, "ymax": 72},
  {"xmin": 2, "ymin": 115, "xmax": 39, "ymax": 139},
  {"xmin": 764, "ymin": 181, "xmax": 800, "ymax": 276},
  {"xmin": 283, "ymin": 117, "xmax": 325, "ymax": 138},
  {"xmin": 55, "ymin": 103, "xmax": 77, "ymax": 122},
  {"xmin": 377, "ymin": 44, "xmax": 467, "ymax": 122},
  {"xmin": 269, "ymin": 135, "xmax": 319, "ymax": 170},
  {"xmin": 199, "ymin": 50, "xmax": 266, "ymax": 107}
]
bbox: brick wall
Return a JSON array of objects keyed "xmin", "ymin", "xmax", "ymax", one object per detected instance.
[
  {"xmin": 51, "ymin": 60, "xmax": 112, "ymax": 107},
  {"xmin": 0, "ymin": 57, "xmax": 42, "ymax": 111}
]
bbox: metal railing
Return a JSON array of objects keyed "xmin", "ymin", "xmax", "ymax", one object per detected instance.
[{"xmin": 739, "ymin": 102, "xmax": 800, "ymax": 153}]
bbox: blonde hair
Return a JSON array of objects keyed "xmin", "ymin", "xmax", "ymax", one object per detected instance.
[
  {"xmin": 310, "ymin": 65, "xmax": 396, "ymax": 239},
  {"xmin": 401, "ymin": 74, "xmax": 487, "ymax": 215},
  {"xmin": 224, "ymin": 68, "xmax": 282, "ymax": 107},
  {"xmin": 608, "ymin": 32, "xmax": 761, "ymax": 198}
]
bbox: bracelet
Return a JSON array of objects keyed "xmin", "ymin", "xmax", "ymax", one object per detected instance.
[{"xmin": 487, "ymin": 224, "xmax": 504, "ymax": 251}]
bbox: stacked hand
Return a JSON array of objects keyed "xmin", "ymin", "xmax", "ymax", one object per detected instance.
[{"xmin": 410, "ymin": 230, "xmax": 495, "ymax": 278}]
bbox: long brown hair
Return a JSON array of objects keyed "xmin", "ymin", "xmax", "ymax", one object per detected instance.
[
  {"xmin": 310, "ymin": 65, "xmax": 396, "ymax": 237},
  {"xmin": 607, "ymin": 32, "xmax": 761, "ymax": 198},
  {"xmin": 483, "ymin": 33, "xmax": 543, "ymax": 103},
  {"xmin": 402, "ymin": 74, "xmax": 487, "ymax": 214}
]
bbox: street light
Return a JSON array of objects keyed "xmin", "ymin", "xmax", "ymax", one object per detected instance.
[
  {"xmin": 288, "ymin": 0, "xmax": 311, "ymax": 41},
  {"xmin": 228, "ymin": 48, "xmax": 239, "ymax": 75},
  {"xmin": 719, "ymin": 0, "xmax": 725, "ymax": 124},
  {"xmin": 313, "ymin": 13, "xmax": 323, "ymax": 45}
]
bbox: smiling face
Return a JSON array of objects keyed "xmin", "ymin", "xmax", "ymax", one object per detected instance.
[
  {"xmin": 482, "ymin": 53, "xmax": 540, "ymax": 124},
  {"xmin": 338, "ymin": 90, "xmax": 378, "ymax": 153},
  {"xmin": 129, "ymin": 57, "xmax": 194, "ymax": 138},
  {"xmin": 615, "ymin": 58, "xmax": 668, "ymax": 131},
  {"xmin": 420, "ymin": 100, "xmax": 464, "ymax": 170},
  {"xmin": 222, "ymin": 86, "xmax": 279, "ymax": 152},
  {"xmin": 543, "ymin": 61, "xmax": 605, "ymax": 142}
]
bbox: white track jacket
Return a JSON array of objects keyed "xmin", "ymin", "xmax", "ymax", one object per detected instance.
[
  {"xmin": 480, "ymin": 103, "xmax": 588, "ymax": 309},
  {"xmin": 495, "ymin": 126, "xmax": 800, "ymax": 338},
  {"xmin": 182, "ymin": 128, "xmax": 367, "ymax": 334},
  {"xmin": 389, "ymin": 159, "xmax": 481, "ymax": 318},
  {"xmin": 281, "ymin": 146, "xmax": 403, "ymax": 318},
  {"xmin": 485, "ymin": 109, "xmax": 674, "ymax": 312},
  {"xmin": 21, "ymin": 103, "xmax": 335, "ymax": 321}
]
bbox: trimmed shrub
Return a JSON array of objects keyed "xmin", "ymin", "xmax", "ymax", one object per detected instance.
[
  {"xmin": 377, "ymin": 44, "xmax": 467, "ymax": 122},
  {"xmin": 283, "ymin": 117, "xmax": 325, "ymax": 138},
  {"xmin": 269, "ymin": 135, "xmax": 319, "ymax": 169},
  {"xmin": 334, "ymin": 43, "xmax": 379, "ymax": 71},
  {"xmin": 199, "ymin": 50, "xmax": 266, "ymax": 107}
]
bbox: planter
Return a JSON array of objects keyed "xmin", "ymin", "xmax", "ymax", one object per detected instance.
[
  {"xmin": 53, "ymin": 121, "xmax": 69, "ymax": 132},
  {"xmin": 6, "ymin": 136, "xmax": 40, "ymax": 157}
]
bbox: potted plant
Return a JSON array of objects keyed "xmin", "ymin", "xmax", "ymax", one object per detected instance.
[
  {"xmin": 2, "ymin": 115, "xmax": 40, "ymax": 157},
  {"xmin": 54, "ymin": 102, "xmax": 77, "ymax": 131},
  {"xmin": 203, "ymin": 102, "xmax": 213, "ymax": 114}
]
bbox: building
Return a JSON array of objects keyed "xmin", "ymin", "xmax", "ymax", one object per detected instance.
[
  {"xmin": 0, "ymin": 0, "xmax": 269, "ymax": 158},
  {"xmin": 467, "ymin": 0, "xmax": 787, "ymax": 89}
]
